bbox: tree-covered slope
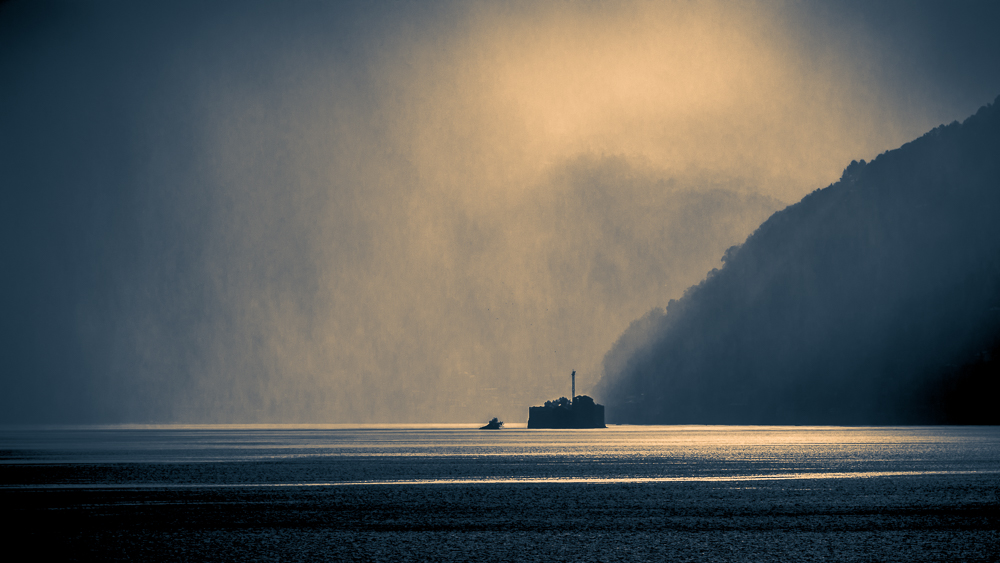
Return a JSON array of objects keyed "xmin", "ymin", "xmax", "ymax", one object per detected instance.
[{"xmin": 597, "ymin": 96, "xmax": 1000, "ymax": 424}]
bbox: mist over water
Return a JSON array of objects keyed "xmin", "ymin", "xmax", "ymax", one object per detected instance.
[{"xmin": 3, "ymin": 1, "xmax": 999, "ymax": 423}]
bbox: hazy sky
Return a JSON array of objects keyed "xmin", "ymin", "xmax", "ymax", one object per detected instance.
[{"xmin": 3, "ymin": 0, "xmax": 999, "ymax": 423}]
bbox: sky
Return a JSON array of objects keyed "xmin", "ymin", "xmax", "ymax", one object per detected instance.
[{"xmin": 2, "ymin": 0, "xmax": 999, "ymax": 423}]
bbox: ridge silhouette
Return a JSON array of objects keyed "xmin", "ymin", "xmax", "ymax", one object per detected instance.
[{"xmin": 597, "ymin": 95, "xmax": 1000, "ymax": 425}]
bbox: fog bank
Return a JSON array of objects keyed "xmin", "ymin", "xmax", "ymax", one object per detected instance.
[{"xmin": 3, "ymin": 1, "xmax": 999, "ymax": 422}]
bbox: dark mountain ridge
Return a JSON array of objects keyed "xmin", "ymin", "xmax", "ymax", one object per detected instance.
[{"xmin": 596, "ymin": 95, "xmax": 1000, "ymax": 424}]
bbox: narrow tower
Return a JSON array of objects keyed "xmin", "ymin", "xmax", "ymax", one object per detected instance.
[{"xmin": 571, "ymin": 370, "xmax": 576, "ymax": 404}]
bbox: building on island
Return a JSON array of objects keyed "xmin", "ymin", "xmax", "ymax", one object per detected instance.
[{"xmin": 527, "ymin": 370, "xmax": 606, "ymax": 428}]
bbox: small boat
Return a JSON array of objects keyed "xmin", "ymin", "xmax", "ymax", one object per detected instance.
[{"xmin": 479, "ymin": 417, "xmax": 503, "ymax": 430}]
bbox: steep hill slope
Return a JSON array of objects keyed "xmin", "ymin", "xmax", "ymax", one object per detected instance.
[{"xmin": 597, "ymin": 96, "xmax": 1000, "ymax": 424}]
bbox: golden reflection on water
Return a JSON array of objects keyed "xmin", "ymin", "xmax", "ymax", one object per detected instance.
[
  {"xmin": 3, "ymin": 425, "xmax": 998, "ymax": 488},
  {"xmin": 324, "ymin": 469, "xmax": 998, "ymax": 487}
]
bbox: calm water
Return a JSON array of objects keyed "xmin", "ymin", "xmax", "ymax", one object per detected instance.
[
  {"xmin": 5, "ymin": 425, "xmax": 1000, "ymax": 561},
  {"xmin": 2, "ymin": 424, "xmax": 998, "ymax": 486}
]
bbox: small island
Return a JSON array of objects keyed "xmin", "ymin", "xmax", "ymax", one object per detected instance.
[{"xmin": 527, "ymin": 371, "xmax": 606, "ymax": 428}]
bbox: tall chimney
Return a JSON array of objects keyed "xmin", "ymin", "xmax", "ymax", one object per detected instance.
[{"xmin": 571, "ymin": 370, "xmax": 576, "ymax": 404}]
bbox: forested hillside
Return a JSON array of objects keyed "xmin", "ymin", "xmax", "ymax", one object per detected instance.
[{"xmin": 597, "ymin": 96, "xmax": 1000, "ymax": 424}]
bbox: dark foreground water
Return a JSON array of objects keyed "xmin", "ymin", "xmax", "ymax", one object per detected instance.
[{"xmin": 2, "ymin": 425, "xmax": 999, "ymax": 561}]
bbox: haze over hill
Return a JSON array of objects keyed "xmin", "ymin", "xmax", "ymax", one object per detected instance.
[{"xmin": 597, "ymin": 96, "xmax": 1000, "ymax": 425}]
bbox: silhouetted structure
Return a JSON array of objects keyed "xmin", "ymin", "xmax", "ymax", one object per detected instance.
[
  {"xmin": 528, "ymin": 371, "xmax": 606, "ymax": 428},
  {"xmin": 479, "ymin": 417, "xmax": 503, "ymax": 430}
]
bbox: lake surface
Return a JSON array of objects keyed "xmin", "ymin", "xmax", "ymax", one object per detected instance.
[
  {"xmin": 2, "ymin": 424, "xmax": 998, "ymax": 485},
  {"xmin": 3, "ymin": 425, "xmax": 999, "ymax": 561}
]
